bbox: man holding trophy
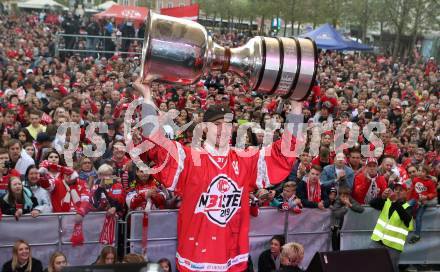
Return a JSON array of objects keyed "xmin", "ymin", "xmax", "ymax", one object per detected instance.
[{"xmin": 132, "ymin": 12, "xmax": 317, "ymax": 272}]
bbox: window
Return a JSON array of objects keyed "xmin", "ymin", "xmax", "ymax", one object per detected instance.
[
  {"xmin": 179, "ymin": 0, "xmax": 185, "ymax": 6},
  {"xmin": 168, "ymin": 1, "xmax": 173, "ymax": 8}
]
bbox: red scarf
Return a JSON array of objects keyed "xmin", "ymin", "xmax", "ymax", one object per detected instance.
[
  {"xmin": 99, "ymin": 215, "xmax": 116, "ymax": 245},
  {"xmin": 307, "ymin": 179, "xmax": 321, "ymax": 203},
  {"xmin": 71, "ymin": 223, "xmax": 84, "ymax": 247}
]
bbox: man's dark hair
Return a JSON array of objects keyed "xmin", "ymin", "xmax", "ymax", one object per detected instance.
[
  {"xmin": 0, "ymin": 147, "xmax": 8, "ymax": 155},
  {"xmin": 70, "ymin": 107, "xmax": 81, "ymax": 115},
  {"xmin": 270, "ymin": 235, "xmax": 285, "ymax": 247},
  {"xmin": 339, "ymin": 186, "xmax": 351, "ymax": 196},
  {"xmin": 319, "ymin": 146, "xmax": 330, "ymax": 158},
  {"xmin": 5, "ymin": 109, "xmax": 16, "ymax": 116},
  {"xmin": 349, "ymin": 148, "xmax": 361, "ymax": 155},
  {"xmin": 28, "ymin": 109, "xmax": 42, "ymax": 116},
  {"xmin": 7, "ymin": 139, "xmax": 21, "ymax": 149},
  {"xmin": 420, "ymin": 165, "xmax": 431, "ymax": 174}
]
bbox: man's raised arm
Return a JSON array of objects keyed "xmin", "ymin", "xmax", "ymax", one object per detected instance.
[
  {"xmin": 255, "ymin": 100, "xmax": 305, "ymax": 188},
  {"xmin": 131, "ymin": 79, "xmax": 186, "ymax": 191}
]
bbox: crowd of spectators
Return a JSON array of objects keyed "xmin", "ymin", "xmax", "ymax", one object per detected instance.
[
  {"xmin": 0, "ymin": 9, "xmax": 439, "ymax": 271},
  {"xmin": 1, "ymin": 241, "xmax": 172, "ymax": 272}
]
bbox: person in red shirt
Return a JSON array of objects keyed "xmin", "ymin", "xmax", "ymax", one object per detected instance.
[
  {"xmin": 352, "ymin": 158, "xmax": 387, "ymax": 205},
  {"xmin": 104, "ymin": 140, "xmax": 131, "ymax": 191},
  {"xmin": 0, "ymin": 148, "xmax": 21, "ymax": 198},
  {"xmin": 91, "ymin": 164, "xmax": 126, "ymax": 217},
  {"xmin": 134, "ymin": 80, "xmax": 303, "ymax": 272},
  {"xmin": 424, "ymin": 57, "xmax": 437, "ymax": 76},
  {"xmin": 39, "ymin": 163, "xmax": 91, "ymax": 223},
  {"xmin": 125, "ymin": 164, "xmax": 166, "ymax": 211},
  {"xmin": 311, "ymin": 146, "xmax": 334, "ymax": 169},
  {"xmin": 408, "ymin": 165, "xmax": 437, "ymax": 243},
  {"xmin": 107, "ymin": 140, "xmax": 132, "ymax": 170},
  {"xmin": 401, "ymin": 148, "xmax": 426, "ymax": 169}
]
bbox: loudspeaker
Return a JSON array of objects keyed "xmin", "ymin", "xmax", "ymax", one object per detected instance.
[{"xmin": 306, "ymin": 248, "xmax": 393, "ymax": 272}]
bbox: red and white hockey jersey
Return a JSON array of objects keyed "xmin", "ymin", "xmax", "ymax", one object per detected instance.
[
  {"xmin": 40, "ymin": 175, "xmax": 91, "ymax": 216},
  {"xmin": 143, "ymin": 133, "xmax": 298, "ymax": 271}
]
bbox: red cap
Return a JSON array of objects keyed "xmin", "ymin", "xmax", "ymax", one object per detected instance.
[
  {"xmin": 323, "ymin": 131, "xmax": 333, "ymax": 136},
  {"xmin": 197, "ymin": 82, "xmax": 204, "ymax": 87},
  {"xmin": 57, "ymin": 85, "xmax": 69, "ymax": 96},
  {"xmin": 365, "ymin": 157, "xmax": 378, "ymax": 166}
]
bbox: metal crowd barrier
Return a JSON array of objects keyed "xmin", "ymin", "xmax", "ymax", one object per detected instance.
[
  {"xmin": 125, "ymin": 208, "xmax": 332, "ymax": 270},
  {"xmin": 55, "ymin": 33, "xmax": 143, "ymax": 56},
  {"xmin": 340, "ymin": 205, "xmax": 440, "ymax": 265},
  {"xmin": 0, "ymin": 212, "xmax": 117, "ymax": 267},
  {"xmin": 2, "ymin": 206, "xmax": 439, "ymax": 270}
]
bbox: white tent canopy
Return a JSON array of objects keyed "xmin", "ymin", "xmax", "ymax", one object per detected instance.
[
  {"xmin": 96, "ymin": 0, "xmax": 116, "ymax": 10},
  {"xmin": 17, "ymin": 0, "xmax": 68, "ymax": 10}
]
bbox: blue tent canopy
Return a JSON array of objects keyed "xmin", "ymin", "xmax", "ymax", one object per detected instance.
[{"xmin": 299, "ymin": 23, "xmax": 372, "ymax": 51}]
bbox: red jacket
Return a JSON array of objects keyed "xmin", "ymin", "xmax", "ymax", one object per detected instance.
[
  {"xmin": 352, "ymin": 172, "xmax": 387, "ymax": 205},
  {"xmin": 91, "ymin": 182, "xmax": 126, "ymax": 215},
  {"xmin": 40, "ymin": 175, "xmax": 91, "ymax": 216},
  {"xmin": 126, "ymin": 178, "xmax": 165, "ymax": 210},
  {"xmin": 410, "ymin": 177, "xmax": 437, "ymax": 201},
  {"xmin": 311, "ymin": 156, "xmax": 334, "ymax": 167}
]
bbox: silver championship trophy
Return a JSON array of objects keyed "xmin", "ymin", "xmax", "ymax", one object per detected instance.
[{"xmin": 141, "ymin": 12, "xmax": 317, "ymax": 101}]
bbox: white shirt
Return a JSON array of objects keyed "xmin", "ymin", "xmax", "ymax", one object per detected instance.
[{"xmin": 15, "ymin": 150, "xmax": 35, "ymax": 175}]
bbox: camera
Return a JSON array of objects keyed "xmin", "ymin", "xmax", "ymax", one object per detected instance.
[
  {"xmin": 364, "ymin": 112, "xmax": 373, "ymax": 119},
  {"xmin": 102, "ymin": 178, "xmax": 116, "ymax": 186},
  {"xmin": 4, "ymin": 161, "xmax": 12, "ymax": 169}
]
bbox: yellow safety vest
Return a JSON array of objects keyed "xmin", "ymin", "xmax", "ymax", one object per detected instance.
[{"xmin": 371, "ymin": 199, "xmax": 414, "ymax": 251}]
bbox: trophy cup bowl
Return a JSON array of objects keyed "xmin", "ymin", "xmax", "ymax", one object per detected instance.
[{"xmin": 141, "ymin": 11, "xmax": 317, "ymax": 101}]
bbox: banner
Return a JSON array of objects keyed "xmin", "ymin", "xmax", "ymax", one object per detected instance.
[
  {"xmin": 340, "ymin": 206, "xmax": 440, "ymax": 264},
  {"xmin": 160, "ymin": 4, "xmax": 199, "ymax": 21}
]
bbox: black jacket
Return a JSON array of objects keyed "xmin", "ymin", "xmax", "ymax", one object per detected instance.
[
  {"xmin": 258, "ymin": 249, "xmax": 277, "ymax": 272},
  {"xmin": 278, "ymin": 265, "xmax": 304, "ymax": 272},
  {"xmin": 296, "ymin": 180, "xmax": 330, "ymax": 208},
  {"xmin": 86, "ymin": 21, "xmax": 101, "ymax": 36},
  {"xmin": 0, "ymin": 190, "xmax": 38, "ymax": 216},
  {"xmin": 2, "ymin": 258, "xmax": 43, "ymax": 272}
]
